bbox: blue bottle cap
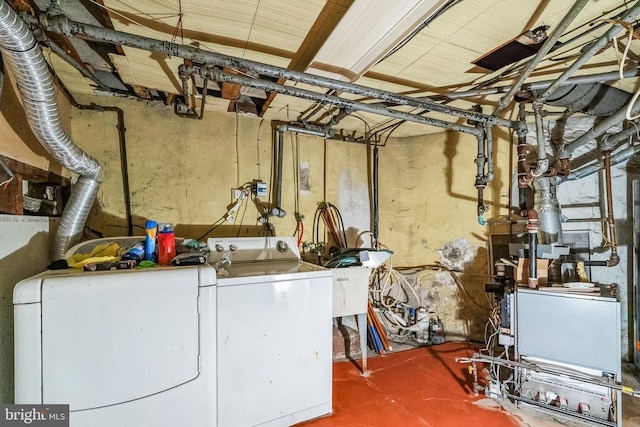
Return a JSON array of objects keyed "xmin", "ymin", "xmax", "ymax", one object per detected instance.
[{"xmin": 146, "ymin": 220, "xmax": 157, "ymax": 228}]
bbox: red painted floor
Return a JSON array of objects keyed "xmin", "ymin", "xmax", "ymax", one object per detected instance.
[{"xmin": 298, "ymin": 342, "xmax": 521, "ymax": 427}]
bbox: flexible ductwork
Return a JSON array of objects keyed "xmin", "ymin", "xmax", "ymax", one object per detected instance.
[
  {"xmin": 536, "ymin": 82, "xmax": 631, "ymax": 117},
  {"xmin": 0, "ymin": 1, "xmax": 100, "ymax": 259}
]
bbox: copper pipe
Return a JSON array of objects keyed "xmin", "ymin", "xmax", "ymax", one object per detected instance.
[
  {"xmin": 559, "ymin": 158, "xmax": 571, "ymax": 177},
  {"xmin": 603, "ymin": 151, "xmax": 620, "ymax": 267},
  {"xmin": 517, "ymin": 105, "xmax": 530, "ymax": 216}
]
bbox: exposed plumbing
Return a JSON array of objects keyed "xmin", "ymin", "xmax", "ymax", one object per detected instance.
[
  {"xmin": 494, "ymin": 0, "xmax": 590, "ymax": 115},
  {"xmin": 0, "ymin": 0, "xmax": 101, "ymax": 259},
  {"xmin": 538, "ymin": 1, "xmax": 640, "ymax": 103},
  {"xmin": 44, "ymin": 56, "xmax": 133, "ymax": 237},
  {"xmin": 30, "ymin": 12, "xmax": 520, "ymax": 133},
  {"xmin": 602, "ymin": 150, "xmax": 620, "ymax": 267},
  {"xmin": 175, "ymin": 62, "xmax": 208, "ymax": 120},
  {"xmin": 527, "ymin": 209, "xmax": 539, "ymax": 289},
  {"xmin": 474, "ymin": 127, "xmax": 489, "ymax": 225},
  {"xmin": 270, "ymin": 124, "xmax": 331, "ymax": 220},
  {"xmin": 591, "ymin": 150, "xmax": 620, "ymax": 267},
  {"xmin": 485, "ymin": 124, "xmax": 494, "ymax": 183},
  {"xmin": 570, "ymin": 145, "xmax": 640, "ymax": 181},
  {"xmin": 516, "ymin": 104, "xmax": 530, "ymax": 216},
  {"xmin": 531, "ymin": 101, "xmax": 549, "ymax": 177},
  {"xmin": 559, "ymin": 100, "xmax": 640, "ymax": 159},
  {"xmin": 532, "ymin": 177, "xmax": 563, "ymax": 245},
  {"xmin": 211, "ymin": 68, "xmax": 485, "ymax": 138}
]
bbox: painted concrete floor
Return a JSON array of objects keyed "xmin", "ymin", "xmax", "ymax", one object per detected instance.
[{"xmin": 298, "ymin": 342, "xmax": 639, "ymax": 427}]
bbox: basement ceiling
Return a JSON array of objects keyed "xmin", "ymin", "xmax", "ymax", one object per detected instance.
[{"xmin": 8, "ymin": 0, "xmax": 640, "ymax": 138}]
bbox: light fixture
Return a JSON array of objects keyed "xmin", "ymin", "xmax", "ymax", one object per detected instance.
[{"xmin": 306, "ymin": 0, "xmax": 451, "ymax": 82}]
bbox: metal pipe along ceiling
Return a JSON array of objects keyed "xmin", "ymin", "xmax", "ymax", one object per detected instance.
[
  {"xmin": 494, "ymin": 0, "xmax": 590, "ymax": 115},
  {"xmin": 34, "ymin": 13, "xmax": 520, "ymax": 133},
  {"xmin": 428, "ymin": 69, "xmax": 640, "ymax": 102},
  {"xmin": 211, "ymin": 69, "xmax": 483, "ymax": 137},
  {"xmin": 539, "ymin": 0, "xmax": 640, "ymax": 102},
  {"xmin": 0, "ymin": 0, "xmax": 101, "ymax": 259}
]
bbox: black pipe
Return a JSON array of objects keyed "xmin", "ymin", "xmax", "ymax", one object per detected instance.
[
  {"xmin": 276, "ymin": 128, "xmax": 284, "ymax": 210},
  {"xmin": 581, "ymin": 260, "xmax": 608, "ymax": 267},
  {"xmin": 47, "ymin": 66, "xmax": 133, "ymax": 235},
  {"xmin": 373, "ymin": 144, "xmax": 379, "ymax": 250},
  {"xmin": 517, "ymin": 105, "xmax": 529, "ymax": 216},
  {"xmin": 77, "ymin": 104, "xmax": 132, "ymax": 236},
  {"xmin": 527, "ymin": 209, "xmax": 539, "ymax": 288}
]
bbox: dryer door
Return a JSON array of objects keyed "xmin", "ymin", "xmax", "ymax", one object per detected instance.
[{"xmin": 41, "ymin": 267, "xmax": 200, "ymax": 410}]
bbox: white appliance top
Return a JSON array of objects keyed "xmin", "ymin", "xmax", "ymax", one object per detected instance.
[
  {"xmin": 207, "ymin": 236, "xmax": 301, "ymax": 263},
  {"xmin": 208, "ymin": 236, "xmax": 330, "ymax": 282}
]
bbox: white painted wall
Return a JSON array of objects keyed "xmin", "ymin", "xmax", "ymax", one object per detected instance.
[{"xmin": 0, "ymin": 215, "xmax": 59, "ymax": 403}]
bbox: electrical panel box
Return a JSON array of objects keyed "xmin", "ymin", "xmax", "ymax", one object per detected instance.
[{"xmin": 252, "ymin": 180, "xmax": 267, "ymax": 198}]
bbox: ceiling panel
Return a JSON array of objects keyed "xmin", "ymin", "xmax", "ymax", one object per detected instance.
[{"xmin": 21, "ymin": 0, "xmax": 638, "ymax": 138}]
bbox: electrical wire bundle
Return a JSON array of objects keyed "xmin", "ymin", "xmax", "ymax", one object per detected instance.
[
  {"xmin": 370, "ymin": 261, "xmax": 435, "ymax": 346},
  {"xmin": 196, "ymin": 184, "xmax": 274, "ymax": 241},
  {"xmin": 313, "ymin": 201, "xmax": 347, "ymax": 249},
  {"xmin": 0, "ymin": 157, "xmax": 15, "ymax": 189},
  {"xmin": 395, "ymin": 263, "xmax": 492, "ymax": 310}
]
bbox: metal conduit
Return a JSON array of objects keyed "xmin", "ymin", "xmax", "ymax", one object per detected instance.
[
  {"xmin": 494, "ymin": 0, "xmax": 590, "ymax": 115},
  {"xmin": 428, "ymin": 69, "xmax": 640, "ymax": 102},
  {"xmin": 34, "ymin": 13, "xmax": 519, "ymax": 132},
  {"xmin": 539, "ymin": 0, "xmax": 640, "ymax": 102},
  {"xmin": 0, "ymin": 0, "xmax": 101, "ymax": 259}
]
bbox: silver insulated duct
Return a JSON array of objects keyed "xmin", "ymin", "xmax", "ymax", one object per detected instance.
[
  {"xmin": 0, "ymin": 1, "xmax": 100, "ymax": 259},
  {"xmin": 532, "ymin": 177, "xmax": 563, "ymax": 245}
]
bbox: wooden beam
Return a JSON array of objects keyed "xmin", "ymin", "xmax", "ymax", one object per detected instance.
[
  {"xmin": 0, "ymin": 156, "xmax": 71, "ymax": 216},
  {"xmin": 0, "ymin": 174, "xmax": 23, "ymax": 215},
  {"xmin": 92, "ymin": 0, "xmax": 125, "ymax": 55},
  {"xmin": 220, "ymin": 68, "xmax": 242, "ymax": 111},
  {"xmin": 258, "ymin": 0, "xmax": 354, "ymax": 116}
]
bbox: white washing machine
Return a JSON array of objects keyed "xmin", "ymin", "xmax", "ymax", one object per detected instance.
[
  {"xmin": 209, "ymin": 237, "xmax": 333, "ymax": 427},
  {"xmin": 13, "ymin": 251, "xmax": 217, "ymax": 426},
  {"xmin": 14, "ymin": 236, "xmax": 332, "ymax": 427}
]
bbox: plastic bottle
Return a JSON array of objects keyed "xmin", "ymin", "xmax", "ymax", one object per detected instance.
[
  {"xmin": 157, "ymin": 223, "xmax": 176, "ymax": 265},
  {"xmin": 119, "ymin": 241, "xmax": 145, "ymax": 268},
  {"xmin": 145, "ymin": 220, "xmax": 157, "ymax": 262}
]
